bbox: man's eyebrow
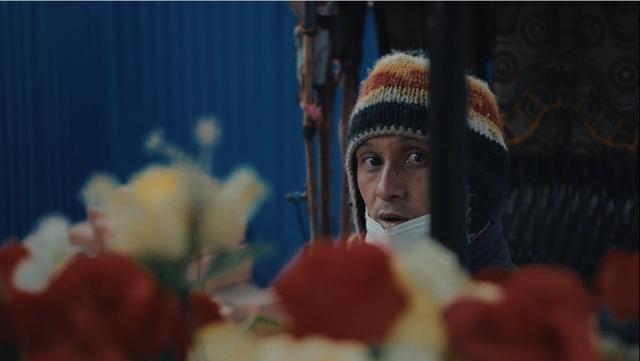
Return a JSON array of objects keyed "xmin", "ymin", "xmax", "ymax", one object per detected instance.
[
  {"xmin": 355, "ymin": 145, "xmax": 374, "ymax": 155},
  {"xmin": 356, "ymin": 140, "xmax": 376, "ymax": 151},
  {"xmin": 401, "ymin": 138, "xmax": 430, "ymax": 149}
]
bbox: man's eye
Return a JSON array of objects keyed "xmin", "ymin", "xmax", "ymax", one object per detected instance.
[
  {"xmin": 406, "ymin": 152, "xmax": 427, "ymax": 165},
  {"xmin": 363, "ymin": 156, "xmax": 382, "ymax": 168}
]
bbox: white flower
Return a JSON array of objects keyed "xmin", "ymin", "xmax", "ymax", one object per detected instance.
[
  {"xmin": 81, "ymin": 173, "xmax": 119, "ymax": 207},
  {"xmin": 372, "ymin": 238, "xmax": 462, "ymax": 360},
  {"xmin": 13, "ymin": 216, "xmax": 79, "ymax": 292},
  {"xmin": 382, "ymin": 277, "xmax": 446, "ymax": 360},
  {"xmin": 188, "ymin": 322, "xmax": 257, "ymax": 361},
  {"xmin": 195, "ymin": 117, "xmax": 221, "ymax": 146},
  {"xmin": 256, "ymin": 335, "xmax": 370, "ymax": 361},
  {"xmin": 198, "ymin": 167, "xmax": 267, "ymax": 250},
  {"xmin": 380, "ymin": 345, "xmax": 443, "ymax": 361},
  {"xmin": 392, "ymin": 238, "xmax": 470, "ymax": 304}
]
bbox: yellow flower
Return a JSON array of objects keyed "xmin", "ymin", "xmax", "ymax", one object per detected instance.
[
  {"xmin": 198, "ymin": 167, "xmax": 267, "ymax": 250},
  {"xmin": 256, "ymin": 335, "xmax": 370, "ymax": 361},
  {"xmin": 188, "ymin": 322, "xmax": 257, "ymax": 361},
  {"xmin": 102, "ymin": 166, "xmax": 194, "ymax": 260}
]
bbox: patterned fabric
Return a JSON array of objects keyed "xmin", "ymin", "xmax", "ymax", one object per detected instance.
[{"xmin": 345, "ymin": 51, "xmax": 509, "ymax": 237}]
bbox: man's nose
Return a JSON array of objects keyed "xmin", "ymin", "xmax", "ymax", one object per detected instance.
[{"xmin": 375, "ymin": 163, "xmax": 407, "ymax": 201}]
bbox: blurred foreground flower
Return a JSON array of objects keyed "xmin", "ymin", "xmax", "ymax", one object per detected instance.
[
  {"xmin": 0, "ymin": 241, "xmax": 29, "ymax": 346},
  {"xmin": 13, "ymin": 216, "xmax": 79, "ymax": 292},
  {"xmin": 10, "ymin": 252, "xmax": 184, "ymax": 361},
  {"xmin": 443, "ymin": 265, "xmax": 598, "ymax": 361},
  {"xmin": 596, "ymin": 251, "xmax": 639, "ymax": 322},
  {"xmin": 81, "ymin": 164, "xmax": 267, "ymax": 262},
  {"xmin": 392, "ymin": 238, "xmax": 470, "ymax": 304},
  {"xmin": 256, "ymin": 334, "xmax": 369, "ymax": 361},
  {"xmin": 273, "ymin": 242, "xmax": 408, "ymax": 345},
  {"xmin": 102, "ymin": 166, "xmax": 194, "ymax": 260},
  {"xmin": 198, "ymin": 167, "xmax": 267, "ymax": 250},
  {"xmin": 189, "ymin": 322, "xmax": 257, "ymax": 361},
  {"xmin": 372, "ymin": 239, "xmax": 472, "ymax": 361}
]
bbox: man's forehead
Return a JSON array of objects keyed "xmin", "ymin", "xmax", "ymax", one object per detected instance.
[{"xmin": 358, "ymin": 135, "xmax": 428, "ymax": 150}]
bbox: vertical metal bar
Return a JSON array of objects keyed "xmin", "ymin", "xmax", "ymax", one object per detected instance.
[
  {"xmin": 302, "ymin": 1, "xmax": 318, "ymax": 242},
  {"xmin": 429, "ymin": 2, "xmax": 469, "ymax": 268},
  {"xmin": 318, "ymin": 60, "xmax": 334, "ymax": 239},
  {"xmin": 338, "ymin": 67, "xmax": 359, "ymax": 243}
]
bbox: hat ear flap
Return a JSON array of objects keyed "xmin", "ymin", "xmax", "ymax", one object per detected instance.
[
  {"xmin": 353, "ymin": 188, "xmax": 367, "ymax": 236},
  {"xmin": 467, "ymin": 159, "xmax": 507, "ymax": 237}
]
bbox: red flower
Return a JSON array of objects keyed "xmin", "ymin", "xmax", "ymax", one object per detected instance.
[
  {"xmin": 0, "ymin": 241, "xmax": 29, "ymax": 285},
  {"xmin": 0, "ymin": 241, "xmax": 29, "ymax": 345},
  {"xmin": 596, "ymin": 251, "xmax": 639, "ymax": 321},
  {"xmin": 10, "ymin": 252, "xmax": 184, "ymax": 360},
  {"xmin": 23, "ymin": 340, "xmax": 128, "ymax": 361},
  {"xmin": 444, "ymin": 266, "xmax": 597, "ymax": 361},
  {"xmin": 472, "ymin": 267, "xmax": 513, "ymax": 286},
  {"xmin": 272, "ymin": 242, "xmax": 408, "ymax": 345},
  {"xmin": 190, "ymin": 291, "xmax": 224, "ymax": 329}
]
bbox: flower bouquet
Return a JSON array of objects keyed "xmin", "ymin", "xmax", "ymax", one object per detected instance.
[
  {"xmin": 0, "ymin": 118, "xmax": 268, "ymax": 360},
  {"xmin": 0, "ymin": 119, "xmax": 638, "ymax": 361}
]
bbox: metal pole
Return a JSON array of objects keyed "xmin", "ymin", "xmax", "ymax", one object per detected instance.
[
  {"xmin": 429, "ymin": 2, "xmax": 469, "ymax": 268},
  {"xmin": 318, "ymin": 62, "xmax": 335, "ymax": 240},
  {"xmin": 338, "ymin": 66, "xmax": 359, "ymax": 243},
  {"xmin": 302, "ymin": 1, "xmax": 318, "ymax": 242}
]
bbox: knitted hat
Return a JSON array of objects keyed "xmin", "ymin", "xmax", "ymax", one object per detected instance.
[{"xmin": 345, "ymin": 51, "xmax": 508, "ymax": 238}]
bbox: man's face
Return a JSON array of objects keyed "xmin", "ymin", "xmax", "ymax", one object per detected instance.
[{"xmin": 355, "ymin": 135, "xmax": 431, "ymax": 229}]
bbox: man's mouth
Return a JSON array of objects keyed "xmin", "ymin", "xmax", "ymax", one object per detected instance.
[{"xmin": 375, "ymin": 212, "xmax": 408, "ymax": 229}]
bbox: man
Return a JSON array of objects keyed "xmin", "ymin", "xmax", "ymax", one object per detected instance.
[{"xmin": 345, "ymin": 51, "xmax": 514, "ymax": 272}]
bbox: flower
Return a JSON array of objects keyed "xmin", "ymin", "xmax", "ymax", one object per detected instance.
[
  {"xmin": 81, "ymin": 174, "xmax": 119, "ymax": 207},
  {"xmin": 190, "ymin": 291, "xmax": 225, "ymax": 328},
  {"xmin": 101, "ymin": 166, "xmax": 194, "ymax": 260},
  {"xmin": 195, "ymin": 117, "xmax": 221, "ymax": 146},
  {"xmin": 443, "ymin": 265, "xmax": 598, "ymax": 361},
  {"xmin": 380, "ymin": 344, "xmax": 442, "ymax": 361},
  {"xmin": 10, "ymin": 252, "xmax": 184, "ymax": 360},
  {"xmin": 188, "ymin": 322, "xmax": 257, "ymax": 361},
  {"xmin": 0, "ymin": 241, "xmax": 29, "ymax": 286},
  {"xmin": 13, "ymin": 216, "xmax": 79, "ymax": 292},
  {"xmin": 367, "ymin": 239, "xmax": 468, "ymax": 361},
  {"xmin": 381, "ymin": 273, "xmax": 446, "ymax": 361},
  {"xmin": 472, "ymin": 267, "xmax": 513, "ymax": 286},
  {"xmin": 256, "ymin": 334, "xmax": 370, "ymax": 361},
  {"xmin": 198, "ymin": 167, "xmax": 267, "ymax": 250},
  {"xmin": 391, "ymin": 238, "xmax": 470, "ymax": 304},
  {"xmin": 596, "ymin": 251, "xmax": 639, "ymax": 321},
  {"xmin": 22, "ymin": 341, "xmax": 128, "ymax": 361},
  {"xmin": 273, "ymin": 242, "xmax": 408, "ymax": 345},
  {"xmin": 0, "ymin": 241, "xmax": 29, "ymax": 345}
]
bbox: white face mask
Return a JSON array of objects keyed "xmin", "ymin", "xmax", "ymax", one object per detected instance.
[{"xmin": 364, "ymin": 210, "xmax": 431, "ymax": 251}]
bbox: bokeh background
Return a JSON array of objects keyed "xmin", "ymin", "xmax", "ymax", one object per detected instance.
[{"xmin": 1, "ymin": 2, "xmax": 638, "ymax": 285}]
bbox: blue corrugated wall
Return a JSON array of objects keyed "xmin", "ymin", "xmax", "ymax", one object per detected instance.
[{"xmin": 0, "ymin": 2, "xmax": 378, "ymax": 285}]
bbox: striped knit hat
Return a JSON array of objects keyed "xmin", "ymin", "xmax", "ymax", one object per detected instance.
[{"xmin": 345, "ymin": 51, "xmax": 508, "ymax": 238}]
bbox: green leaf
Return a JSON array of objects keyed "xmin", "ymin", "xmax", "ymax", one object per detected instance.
[
  {"xmin": 202, "ymin": 243, "xmax": 272, "ymax": 281},
  {"xmin": 141, "ymin": 258, "xmax": 190, "ymax": 302},
  {"xmin": 242, "ymin": 314, "xmax": 283, "ymax": 335}
]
